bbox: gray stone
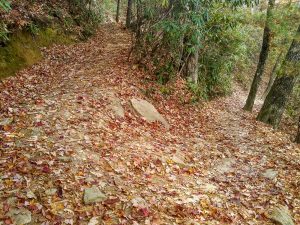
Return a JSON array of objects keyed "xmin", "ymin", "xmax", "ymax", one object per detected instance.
[
  {"xmin": 263, "ymin": 169, "xmax": 278, "ymax": 180},
  {"xmin": 130, "ymin": 98, "xmax": 169, "ymax": 128},
  {"xmin": 109, "ymin": 96, "xmax": 124, "ymax": 118},
  {"xmin": 199, "ymin": 183, "xmax": 218, "ymax": 193},
  {"xmin": 7, "ymin": 208, "xmax": 32, "ymax": 225},
  {"xmin": 213, "ymin": 158, "xmax": 235, "ymax": 174},
  {"xmin": 83, "ymin": 186, "xmax": 106, "ymax": 204},
  {"xmin": 268, "ymin": 205, "xmax": 294, "ymax": 225}
]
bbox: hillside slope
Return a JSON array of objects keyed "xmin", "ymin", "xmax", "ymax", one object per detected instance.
[{"xmin": 0, "ymin": 24, "xmax": 299, "ymax": 224}]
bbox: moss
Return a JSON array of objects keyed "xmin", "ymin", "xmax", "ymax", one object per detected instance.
[
  {"xmin": 38, "ymin": 27, "xmax": 75, "ymax": 46},
  {"xmin": 0, "ymin": 26, "xmax": 75, "ymax": 79}
]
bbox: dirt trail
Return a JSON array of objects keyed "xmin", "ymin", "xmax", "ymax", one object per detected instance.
[{"xmin": 0, "ymin": 24, "xmax": 299, "ymax": 224}]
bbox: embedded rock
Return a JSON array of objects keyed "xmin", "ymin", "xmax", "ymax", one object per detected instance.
[
  {"xmin": 130, "ymin": 98, "xmax": 169, "ymax": 128},
  {"xmin": 213, "ymin": 158, "xmax": 235, "ymax": 174},
  {"xmin": 84, "ymin": 186, "xmax": 106, "ymax": 204},
  {"xmin": 109, "ymin": 96, "xmax": 124, "ymax": 118},
  {"xmin": 200, "ymin": 183, "xmax": 218, "ymax": 193},
  {"xmin": 262, "ymin": 169, "xmax": 278, "ymax": 180}
]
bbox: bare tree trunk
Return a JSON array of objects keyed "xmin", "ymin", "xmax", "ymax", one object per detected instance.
[
  {"xmin": 261, "ymin": 52, "xmax": 283, "ymax": 100},
  {"xmin": 257, "ymin": 75, "xmax": 297, "ymax": 128},
  {"xmin": 243, "ymin": 0, "xmax": 275, "ymax": 111},
  {"xmin": 296, "ymin": 116, "xmax": 300, "ymax": 143},
  {"xmin": 257, "ymin": 24, "xmax": 300, "ymax": 129},
  {"xmin": 126, "ymin": 0, "xmax": 132, "ymax": 28},
  {"xmin": 185, "ymin": 1, "xmax": 200, "ymax": 84},
  {"xmin": 116, "ymin": 0, "xmax": 121, "ymax": 23},
  {"xmin": 187, "ymin": 49, "xmax": 199, "ymax": 84},
  {"xmin": 135, "ymin": 0, "xmax": 142, "ymax": 41}
]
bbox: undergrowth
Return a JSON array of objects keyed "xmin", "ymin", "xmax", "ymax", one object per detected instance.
[{"xmin": 0, "ymin": 0, "xmax": 108, "ymax": 78}]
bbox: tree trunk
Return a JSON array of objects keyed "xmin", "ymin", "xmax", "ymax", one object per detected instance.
[
  {"xmin": 261, "ymin": 52, "xmax": 283, "ymax": 100},
  {"xmin": 257, "ymin": 75, "xmax": 296, "ymax": 129},
  {"xmin": 185, "ymin": 1, "xmax": 200, "ymax": 84},
  {"xmin": 296, "ymin": 116, "xmax": 300, "ymax": 143},
  {"xmin": 257, "ymin": 24, "xmax": 300, "ymax": 129},
  {"xmin": 187, "ymin": 49, "xmax": 199, "ymax": 84},
  {"xmin": 243, "ymin": 0, "xmax": 275, "ymax": 111},
  {"xmin": 116, "ymin": 0, "xmax": 121, "ymax": 23},
  {"xmin": 135, "ymin": 0, "xmax": 142, "ymax": 41},
  {"xmin": 126, "ymin": 0, "xmax": 132, "ymax": 28}
]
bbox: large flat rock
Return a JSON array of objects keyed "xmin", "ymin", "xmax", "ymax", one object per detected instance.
[{"xmin": 130, "ymin": 98, "xmax": 169, "ymax": 129}]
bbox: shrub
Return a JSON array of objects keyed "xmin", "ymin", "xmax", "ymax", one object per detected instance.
[{"xmin": 132, "ymin": 1, "xmax": 258, "ymax": 99}]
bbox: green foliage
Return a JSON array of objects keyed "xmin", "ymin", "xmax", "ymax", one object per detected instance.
[
  {"xmin": 133, "ymin": 0, "xmax": 258, "ymax": 99},
  {"xmin": 69, "ymin": 0, "xmax": 103, "ymax": 39},
  {"xmin": 0, "ymin": 0, "xmax": 11, "ymax": 42},
  {"xmin": 26, "ymin": 23, "xmax": 40, "ymax": 36},
  {"xmin": 155, "ymin": 60, "xmax": 176, "ymax": 85},
  {"xmin": 132, "ymin": 0, "xmax": 300, "ymax": 102},
  {"xmin": 63, "ymin": 16, "xmax": 75, "ymax": 30},
  {"xmin": 196, "ymin": 7, "xmax": 245, "ymax": 97},
  {"xmin": 187, "ymin": 80, "xmax": 208, "ymax": 101},
  {"xmin": 271, "ymin": 3, "xmax": 300, "ymax": 50},
  {"xmin": 0, "ymin": 22, "xmax": 9, "ymax": 43},
  {"xmin": 233, "ymin": 2, "xmax": 299, "ymax": 91},
  {"xmin": 48, "ymin": 8, "xmax": 64, "ymax": 20},
  {"xmin": 141, "ymin": 87, "xmax": 155, "ymax": 98},
  {"xmin": 160, "ymin": 85, "xmax": 172, "ymax": 96},
  {"xmin": 234, "ymin": 25, "xmax": 262, "ymax": 86},
  {"xmin": 0, "ymin": 0, "xmax": 11, "ymax": 12}
]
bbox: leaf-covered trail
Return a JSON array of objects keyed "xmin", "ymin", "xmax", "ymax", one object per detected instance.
[{"xmin": 0, "ymin": 24, "xmax": 299, "ymax": 224}]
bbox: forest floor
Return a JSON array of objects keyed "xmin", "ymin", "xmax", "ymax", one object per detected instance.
[{"xmin": 0, "ymin": 24, "xmax": 299, "ymax": 225}]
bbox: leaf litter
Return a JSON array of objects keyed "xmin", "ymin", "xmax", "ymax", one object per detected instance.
[{"xmin": 0, "ymin": 23, "xmax": 299, "ymax": 224}]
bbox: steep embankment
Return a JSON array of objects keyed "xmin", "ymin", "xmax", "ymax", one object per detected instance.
[
  {"xmin": 0, "ymin": 24, "xmax": 299, "ymax": 224},
  {"xmin": 0, "ymin": 27, "xmax": 75, "ymax": 78},
  {"xmin": 0, "ymin": 0, "xmax": 102, "ymax": 78}
]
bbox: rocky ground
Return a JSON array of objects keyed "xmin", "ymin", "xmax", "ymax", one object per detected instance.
[{"xmin": 0, "ymin": 23, "xmax": 299, "ymax": 225}]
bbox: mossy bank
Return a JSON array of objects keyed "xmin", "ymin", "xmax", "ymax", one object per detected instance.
[{"xmin": 0, "ymin": 26, "xmax": 76, "ymax": 79}]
